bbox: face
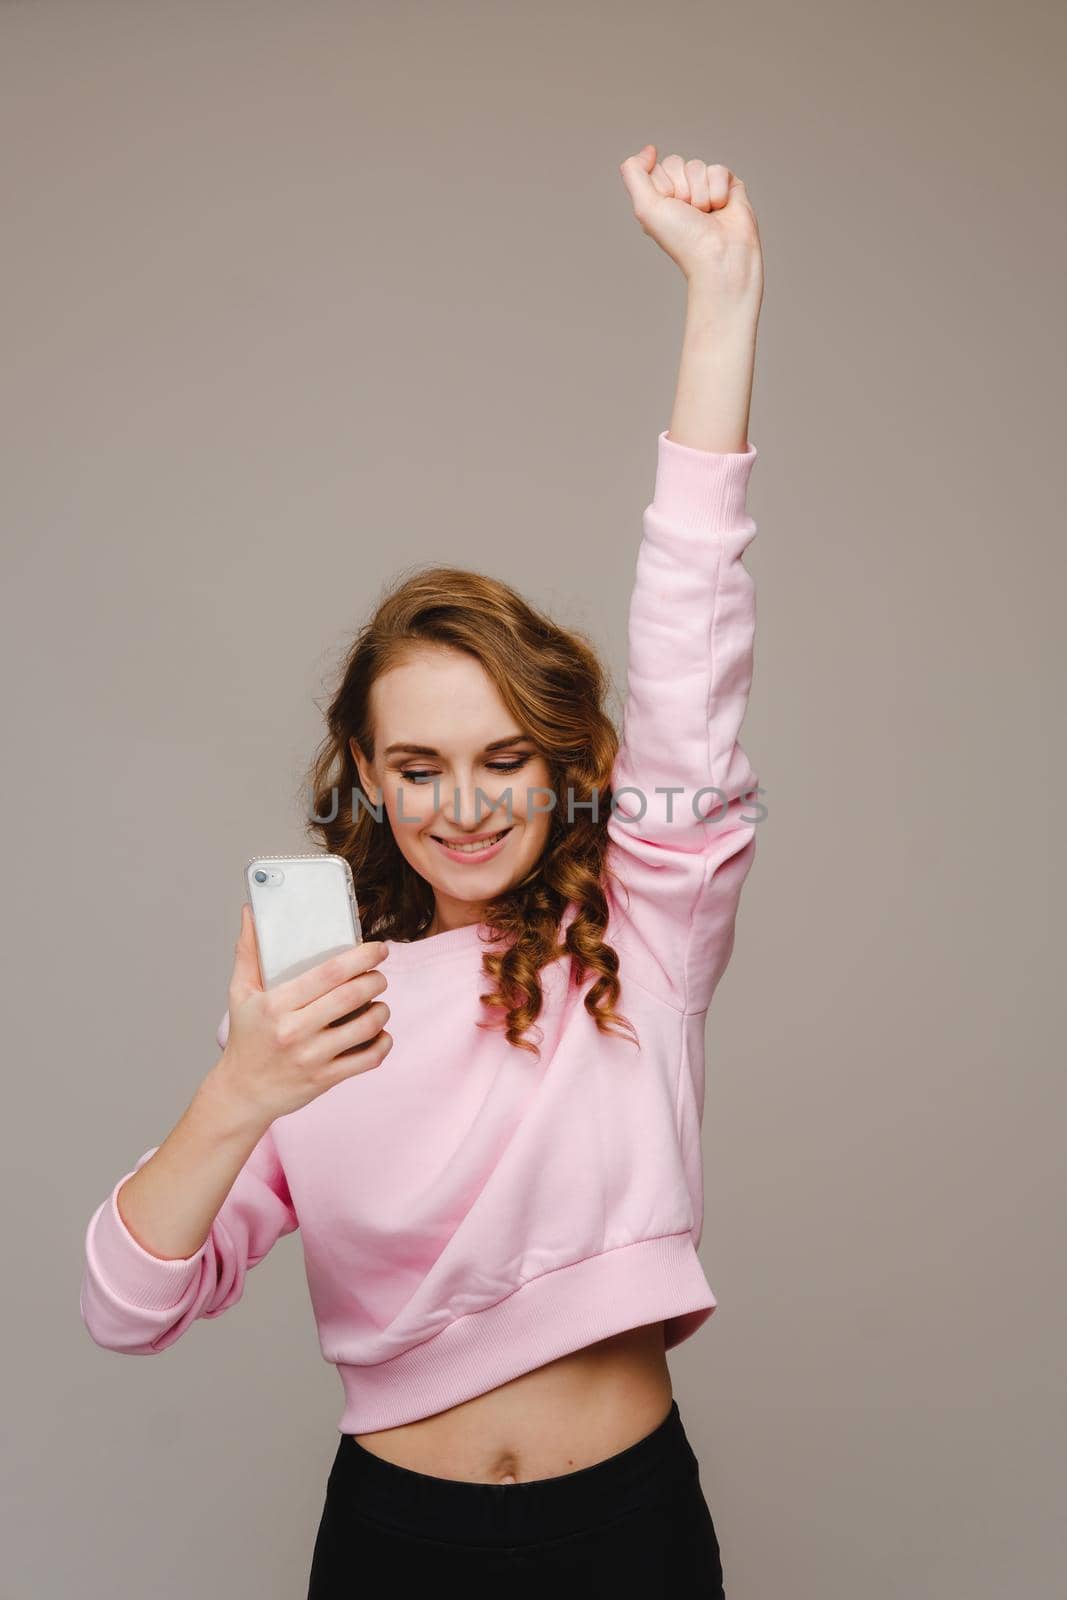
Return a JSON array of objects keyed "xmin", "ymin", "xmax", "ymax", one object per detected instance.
[{"xmin": 350, "ymin": 647, "xmax": 555, "ymax": 936}]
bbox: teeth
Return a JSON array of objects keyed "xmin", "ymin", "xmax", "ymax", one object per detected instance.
[{"xmin": 436, "ymin": 828, "xmax": 509, "ymax": 853}]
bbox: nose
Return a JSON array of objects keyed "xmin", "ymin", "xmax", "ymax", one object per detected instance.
[{"xmin": 441, "ymin": 776, "xmax": 511, "ymax": 831}]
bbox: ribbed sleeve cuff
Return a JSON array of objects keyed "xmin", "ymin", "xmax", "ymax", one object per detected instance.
[
  {"xmin": 652, "ymin": 428, "xmax": 758, "ymax": 532},
  {"xmin": 87, "ymin": 1166, "xmax": 207, "ymax": 1313}
]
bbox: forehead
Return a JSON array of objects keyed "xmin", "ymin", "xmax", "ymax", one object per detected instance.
[{"xmin": 370, "ymin": 648, "xmax": 511, "ymax": 738}]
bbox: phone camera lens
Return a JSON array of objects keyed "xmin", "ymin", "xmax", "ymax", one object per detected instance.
[{"xmin": 253, "ymin": 870, "xmax": 268, "ymax": 884}]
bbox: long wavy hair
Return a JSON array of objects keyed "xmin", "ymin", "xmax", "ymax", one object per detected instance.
[{"xmin": 303, "ymin": 562, "xmax": 638, "ymax": 1058}]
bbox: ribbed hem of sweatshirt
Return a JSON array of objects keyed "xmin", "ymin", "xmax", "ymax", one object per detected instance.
[
  {"xmin": 652, "ymin": 429, "xmax": 758, "ymax": 532},
  {"xmin": 85, "ymin": 1167, "xmax": 208, "ymax": 1313},
  {"xmin": 333, "ymin": 1233, "xmax": 717, "ymax": 1434}
]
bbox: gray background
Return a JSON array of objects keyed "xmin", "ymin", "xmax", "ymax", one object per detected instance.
[{"xmin": 2, "ymin": 1, "xmax": 1063, "ymax": 1596}]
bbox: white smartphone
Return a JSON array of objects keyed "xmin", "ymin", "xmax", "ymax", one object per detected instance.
[{"xmin": 245, "ymin": 853, "xmax": 363, "ymax": 989}]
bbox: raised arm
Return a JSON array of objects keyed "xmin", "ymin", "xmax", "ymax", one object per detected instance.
[{"xmin": 608, "ymin": 148, "xmax": 764, "ymax": 1014}]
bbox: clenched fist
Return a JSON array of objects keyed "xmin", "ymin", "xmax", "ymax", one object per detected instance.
[{"xmin": 619, "ymin": 144, "xmax": 763, "ymax": 307}]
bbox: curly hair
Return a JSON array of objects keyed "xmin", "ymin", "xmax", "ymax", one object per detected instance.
[{"xmin": 302, "ymin": 562, "xmax": 638, "ymax": 1058}]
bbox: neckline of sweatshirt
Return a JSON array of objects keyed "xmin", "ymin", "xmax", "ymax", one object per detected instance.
[{"xmin": 382, "ymin": 920, "xmax": 499, "ymax": 969}]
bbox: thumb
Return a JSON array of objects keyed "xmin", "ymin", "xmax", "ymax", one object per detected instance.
[
  {"xmin": 618, "ymin": 144, "xmax": 659, "ymax": 209},
  {"xmin": 724, "ymin": 173, "xmax": 754, "ymax": 215},
  {"xmin": 229, "ymin": 902, "xmax": 265, "ymax": 1002}
]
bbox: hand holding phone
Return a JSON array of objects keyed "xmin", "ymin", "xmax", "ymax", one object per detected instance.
[{"xmin": 214, "ymin": 856, "xmax": 393, "ymax": 1124}]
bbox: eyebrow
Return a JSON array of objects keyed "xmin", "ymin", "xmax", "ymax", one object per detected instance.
[{"xmin": 383, "ymin": 735, "xmax": 534, "ymax": 758}]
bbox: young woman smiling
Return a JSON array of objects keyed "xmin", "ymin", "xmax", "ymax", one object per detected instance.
[{"xmin": 81, "ymin": 144, "xmax": 765, "ymax": 1595}]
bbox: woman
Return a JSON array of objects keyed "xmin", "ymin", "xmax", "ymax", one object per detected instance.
[{"xmin": 80, "ymin": 144, "xmax": 765, "ymax": 1595}]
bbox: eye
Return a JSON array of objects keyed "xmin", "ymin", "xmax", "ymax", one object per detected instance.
[{"xmin": 399, "ymin": 756, "xmax": 531, "ymax": 784}]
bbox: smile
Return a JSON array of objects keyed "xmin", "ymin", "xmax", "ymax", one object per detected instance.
[{"xmin": 430, "ymin": 826, "xmax": 514, "ymax": 862}]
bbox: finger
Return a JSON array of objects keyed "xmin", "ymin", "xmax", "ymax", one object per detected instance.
[
  {"xmin": 685, "ymin": 159, "xmax": 711, "ymax": 211},
  {"xmin": 618, "ymin": 144, "xmax": 659, "ymax": 210},
  {"xmin": 724, "ymin": 172, "xmax": 754, "ymax": 212},
  {"xmin": 230, "ymin": 904, "xmax": 264, "ymax": 999},
  {"xmin": 332, "ymin": 1028, "xmax": 394, "ymax": 1072},
  {"xmin": 304, "ymin": 964, "xmax": 389, "ymax": 1033},
  {"xmin": 278, "ymin": 938, "xmax": 389, "ymax": 1012},
  {"xmin": 329, "ymin": 1008, "xmax": 394, "ymax": 1063},
  {"xmin": 706, "ymin": 163, "xmax": 733, "ymax": 210},
  {"xmin": 660, "ymin": 154, "xmax": 690, "ymax": 201},
  {"xmin": 649, "ymin": 160, "xmax": 673, "ymax": 198}
]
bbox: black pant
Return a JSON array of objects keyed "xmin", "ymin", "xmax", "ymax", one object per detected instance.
[{"xmin": 307, "ymin": 1397, "xmax": 726, "ymax": 1596}]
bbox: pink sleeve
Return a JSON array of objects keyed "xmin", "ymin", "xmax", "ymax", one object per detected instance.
[
  {"xmin": 606, "ymin": 428, "xmax": 761, "ymax": 1015},
  {"xmin": 79, "ymin": 1010, "xmax": 298, "ymax": 1353}
]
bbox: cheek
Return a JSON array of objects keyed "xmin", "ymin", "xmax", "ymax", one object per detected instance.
[
  {"xmin": 526, "ymin": 773, "xmax": 556, "ymax": 836},
  {"xmin": 519, "ymin": 793, "xmax": 554, "ymax": 846},
  {"xmin": 385, "ymin": 786, "xmax": 435, "ymax": 848}
]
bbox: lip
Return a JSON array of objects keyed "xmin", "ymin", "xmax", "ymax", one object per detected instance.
[{"xmin": 430, "ymin": 825, "xmax": 514, "ymax": 864}]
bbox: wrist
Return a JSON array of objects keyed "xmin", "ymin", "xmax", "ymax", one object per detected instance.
[
  {"xmin": 194, "ymin": 1057, "xmax": 272, "ymax": 1147},
  {"xmin": 683, "ymin": 281, "xmax": 761, "ymax": 335}
]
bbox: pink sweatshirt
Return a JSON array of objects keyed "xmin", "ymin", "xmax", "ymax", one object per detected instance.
[{"xmin": 80, "ymin": 429, "xmax": 761, "ymax": 1435}]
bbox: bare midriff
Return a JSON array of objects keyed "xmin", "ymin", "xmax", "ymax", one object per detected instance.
[{"xmin": 351, "ymin": 1319, "xmax": 673, "ymax": 1484}]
